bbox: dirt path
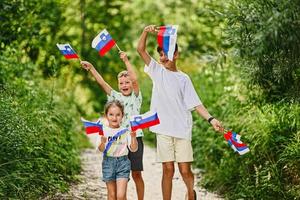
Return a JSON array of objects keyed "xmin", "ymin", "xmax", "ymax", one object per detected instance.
[{"xmin": 45, "ymin": 135, "xmax": 222, "ymax": 200}]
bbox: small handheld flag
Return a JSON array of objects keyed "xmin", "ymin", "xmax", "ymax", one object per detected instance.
[
  {"xmin": 56, "ymin": 43, "xmax": 79, "ymax": 59},
  {"xmin": 157, "ymin": 25, "xmax": 178, "ymax": 61},
  {"xmin": 81, "ymin": 118, "xmax": 103, "ymax": 135},
  {"xmin": 130, "ymin": 111, "xmax": 160, "ymax": 131},
  {"xmin": 224, "ymin": 130, "xmax": 249, "ymax": 155},
  {"xmin": 92, "ymin": 29, "xmax": 116, "ymax": 56}
]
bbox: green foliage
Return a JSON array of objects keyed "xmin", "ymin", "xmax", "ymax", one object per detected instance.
[
  {"xmin": 1, "ymin": 0, "xmax": 299, "ymax": 199},
  {"xmin": 192, "ymin": 64, "xmax": 300, "ymax": 199},
  {"xmin": 227, "ymin": 0, "xmax": 300, "ymax": 101},
  {"xmin": 190, "ymin": 51, "xmax": 300, "ymax": 199},
  {"xmin": 0, "ymin": 47, "xmax": 88, "ymax": 198},
  {"xmin": 0, "ymin": 0, "xmax": 64, "ymax": 74}
]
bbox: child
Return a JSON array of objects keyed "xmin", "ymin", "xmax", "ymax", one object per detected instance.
[
  {"xmin": 137, "ymin": 25, "xmax": 223, "ymax": 200},
  {"xmin": 98, "ymin": 100, "xmax": 138, "ymax": 200},
  {"xmin": 80, "ymin": 51, "xmax": 145, "ymax": 200}
]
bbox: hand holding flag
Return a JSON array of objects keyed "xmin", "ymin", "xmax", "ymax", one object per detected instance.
[
  {"xmin": 143, "ymin": 25, "xmax": 160, "ymax": 33},
  {"xmin": 224, "ymin": 130, "xmax": 250, "ymax": 155},
  {"xmin": 56, "ymin": 43, "xmax": 79, "ymax": 60},
  {"xmin": 81, "ymin": 118, "xmax": 103, "ymax": 135},
  {"xmin": 92, "ymin": 29, "xmax": 119, "ymax": 56},
  {"xmin": 130, "ymin": 111, "xmax": 160, "ymax": 131}
]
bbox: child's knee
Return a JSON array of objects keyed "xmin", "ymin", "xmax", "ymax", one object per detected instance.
[
  {"xmin": 163, "ymin": 164, "xmax": 175, "ymax": 177},
  {"xmin": 179, "ymin": 168, "xmax": 193, "ymax": 179},
  {"xmin": 131, "ymin": 171, "xmax": 142, "ymax": 180}
]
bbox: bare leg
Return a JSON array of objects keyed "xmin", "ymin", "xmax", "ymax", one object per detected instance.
[
  {"xmin": 106, "ymin": 181, "xmax": 117, "ymax": 200},
  {"xmin": 116, "ymin": 178, "xmax": 128, "ymax": 200},
  {"xmin": 178, "ymin": 162, "xmax": 195, "ymax": 200},
  {"xmin": 132, "ymin": 171, "xmax": 144, "ymax": 200},
  {"xmin": 162, "ymin": 162, "xmax": 175, "ymax": 200}
]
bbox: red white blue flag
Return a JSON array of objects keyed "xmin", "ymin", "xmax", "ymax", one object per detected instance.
[
  {"xmin": 130, "ymin": 111, "xmax": 160, "ymax": 131},
  {"xmin": 92, "ymin": 29, "xmax": 116, "ymax": 56},
  {"xmin": 157, "ymin": 25, "xmax": 178, "ymax": 61},
  {"xmin": 224, "ymin": 131, "xmax": 249, "ymax": 155},
  {"xmin": 81, "ymin": 118, "xmax": 103, "ymax": 135},
  {"xmin": 56, "ymin": 43, "xmax": 79, "ymax": 59}
]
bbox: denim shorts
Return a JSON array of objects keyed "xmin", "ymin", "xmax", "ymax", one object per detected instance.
[{"xmin": 102, "ymin": 155, "xmax": 131, "ymax": 182}]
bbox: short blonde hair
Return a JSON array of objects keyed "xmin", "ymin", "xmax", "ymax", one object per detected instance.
[{"xmin": 117, "ymin": 70, "xmax": 128, "ymax": 78}]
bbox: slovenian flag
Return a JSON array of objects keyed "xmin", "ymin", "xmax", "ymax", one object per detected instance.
[
  {"xmin": 130, "ymin": 111, "xmax": 160, "ymax": 131},
  {"xmin": 56, "ymin": 43, "xmax": 79, "ymax": 59},
  {"xmin": 157, "ymin": 25, "xmax": 178, "ymax": 61},
  {"xmin": 224, "ymin": 131, "xmax": 249, "ymax": 155},
  {"xmin": 92, "ymin": 29, "xmax": 116, "ymax": 56},
  {"xmin": 81, "ymin": 118, "xmax": 103, "ymax": 135}
]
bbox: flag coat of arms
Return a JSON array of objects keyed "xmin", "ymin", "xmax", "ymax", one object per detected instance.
[
  {"xmin": 81, "ymin": 118, "xmax": 103, "ymax": 135},
  {"xmin": 157, "ymin": 25, "xmax": 178, "ymax": 61},
  {"xmin": 224, "ymin": 131, "xmax": 249, "ymax": 155},
  {"xmin": 130, "ymin": 111, "xmax": 160, "ymax": 131},
  {"xmin": 92, "ymin": 29, "xmax": 116, "ymax": 56},
  {"xmin": 56, "ymin": 43, "xmax": 79, "ymax": 59}
]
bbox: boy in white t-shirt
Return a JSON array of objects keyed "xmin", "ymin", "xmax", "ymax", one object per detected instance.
[
  {"xmin": 137, "ymin": 25, "xmax": 223, "ymax": 200},
  {"xmin": 81, "ymin": 51, "xmax": 145, "ymax": 200}
]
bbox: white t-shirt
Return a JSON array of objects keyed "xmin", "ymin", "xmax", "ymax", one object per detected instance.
[
  {"xmin": 108, "ymin": 90, "xmax": 143, "ymax": 137},
  {"xmin": 97, "ymin": 126, "xmax": 132, "ymax": 157},
  {"xmin": 144, "ymin": 58, "xmax": 202, "ymax": 140}
]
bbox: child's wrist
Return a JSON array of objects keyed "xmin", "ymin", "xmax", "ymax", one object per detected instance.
[{"xmin": 207, "ymin": 116, "xmax": 215, "ymax": 124}]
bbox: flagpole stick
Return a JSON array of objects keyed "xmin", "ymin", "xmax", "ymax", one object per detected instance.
[{"xmin": 115, "ymin": 43, "xmax": 122, "ymax": 52}]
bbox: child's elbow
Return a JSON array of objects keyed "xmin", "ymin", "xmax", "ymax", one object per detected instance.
[{"xmin": 137, "ymin": 46, "xmax": 145, "ymax": 55}]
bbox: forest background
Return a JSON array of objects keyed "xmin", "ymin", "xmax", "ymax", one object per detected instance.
[{"xmin": 0, "ymin": 0, "xmax": 299, "ymax": 199}]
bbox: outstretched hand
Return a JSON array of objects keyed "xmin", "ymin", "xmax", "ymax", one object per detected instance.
[
  {"xmin": 80, "ymin": 61, "xmax": 93, "ymax": 71},
  {"xmin": 119, "ymin": 51, "xmax": 129, "ymax": 63}
]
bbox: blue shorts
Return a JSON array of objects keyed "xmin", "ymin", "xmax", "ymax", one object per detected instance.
[{"xmin": 102, "ymin": 155, "xmax": 131, "ymax": 182}]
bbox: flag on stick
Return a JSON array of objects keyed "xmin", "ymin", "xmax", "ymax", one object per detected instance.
[
  {"xmin": 56, "ymin": 43, "xmax": 79, "ymax": 59},
  {"xmin": 81, "ymin": 118, "xmax": 103, "ymax": 135},
  {"xmin": 130, "ymin": 111, "xmax": 160, "ymax": 131},
  {"xmin": 224, "ymin": 130, "xmax": 249, "ymax": 155},
  {"xmin": 157, "ymin": 25, "xmax": 178, "ymax": 61},
  {"xmin": 92, "ymin": 29, "xmax": 116, "ymax": 56}
]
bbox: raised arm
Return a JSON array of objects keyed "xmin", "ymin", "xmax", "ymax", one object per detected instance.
[
  {"xmin": 119, "ymin": 51, "xmax": 139, "ymax": 96},
  {"xmin": 137, "ymin": 25, "xmax": 157, "ymax": 66},
  {"xmin": 81, "ymin": 61, "xmax": 112, "ymax": 95},
  {"xmin": 195, "ymin": 104, "xmax": 223, "ymax": 133}
]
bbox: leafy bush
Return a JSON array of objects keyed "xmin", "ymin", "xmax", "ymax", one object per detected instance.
[
  {"xmin": 0, "ymin": 48, "xmax": 88, "ymax": 199},
  {"xmin": 227, "ymin": 0, "xmax": 300, "ymax": 101},
  {"xmin": 190, "ymin": 51, "xmax": 300, "ymax": 199}
]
